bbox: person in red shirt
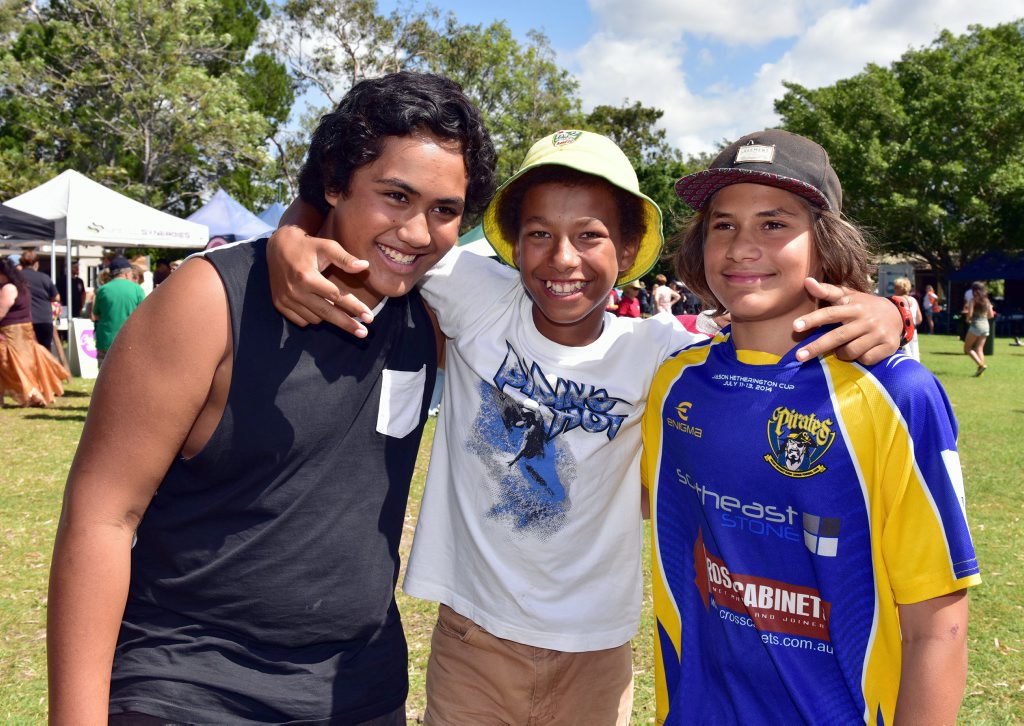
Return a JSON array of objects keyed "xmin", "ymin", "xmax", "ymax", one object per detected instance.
[{"xmin": 616, "ymin": 280, "xmax": 642, "ymax": 318}]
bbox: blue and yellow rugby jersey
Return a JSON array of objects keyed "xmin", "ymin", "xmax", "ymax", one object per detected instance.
[{"xmin": 641, "ymin": 327, "xmax": 980, "ymax": 725}]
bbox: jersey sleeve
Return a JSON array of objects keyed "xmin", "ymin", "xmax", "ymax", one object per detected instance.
[
  {"xmin": 875, "ymin": 363, "xmax": 981, "ymax": 603},
  {"xmin": 418, "ymin": 246, "xmax": 519, "ymax": 339}
]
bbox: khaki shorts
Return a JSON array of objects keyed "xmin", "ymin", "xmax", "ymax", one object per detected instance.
[{"xmin": 424, "ymin": 604, "xmax": 633, "ymax": 726}]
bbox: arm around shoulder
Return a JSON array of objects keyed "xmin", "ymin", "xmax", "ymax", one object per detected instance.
[{"xmin": 47, "ymin": 257, "xmax": 231, "ymax": 724}]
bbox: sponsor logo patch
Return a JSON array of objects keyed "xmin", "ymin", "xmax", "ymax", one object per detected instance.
[{"xmin": 552, "ymin": 129, "xmax": 583, "ymax": 146}]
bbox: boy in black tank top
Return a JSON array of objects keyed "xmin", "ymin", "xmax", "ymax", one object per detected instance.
[{"xmin": 47, "ymin": 72, "xmax": 495, "ymax": 725}]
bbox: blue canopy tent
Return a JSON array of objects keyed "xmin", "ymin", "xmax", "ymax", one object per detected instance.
[
  {"xmin": 949, "ymin": 250, "xmax": 1024, "ymax": 281},
  {"xmin": 258, "ymin": 202, "xmax": 288, "ymax": 228},
  {"xmin": 186, "ymin": 189, "xmax": 273, "ymax": 246},
  {"xmin": 949, "ymin": 250, "xmax": 1024, "ymax": 341}
]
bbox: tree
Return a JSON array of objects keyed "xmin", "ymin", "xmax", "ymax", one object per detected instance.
[
  {"xmin": 0, "ymin": 0, "xmax": 270, "ymax": 213},
  {"xmin": 265, "ymin": 0, "xmax": 438, "ymax": 105},
  {"xmin": 426, "ymin": 20, "xmax": 581, "ymax": 179},
  {"xmin": 262, "ymin": 0, "xmax": 693, "ymax": 232},
  {"xmin": 776, "ymin": 20, "xmax": 1024, "ymax": 276},
  {"xmin": 207, "ymin": 0, "xmax": 296, "ymax": 212}
]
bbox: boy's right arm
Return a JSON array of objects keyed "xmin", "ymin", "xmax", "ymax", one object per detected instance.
[
  {"xmin": 895, "ymin": 590, "xmax": 970, "ymax": 725},
  {"xmin": 47, "ymin": 259, "xmax": 231, "ymax": 725}
]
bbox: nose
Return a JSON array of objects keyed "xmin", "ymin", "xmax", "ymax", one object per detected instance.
[
  {"xmin": 725, "ymin": 225, "xmax": 761, "ymax": 262},
  {"xmin": 396, "ymin": 211, "xmax": 431, "ymax": 248},
  {"xmin": 549, "ymin": 235, "xmax": 580, "ymax": 271}
]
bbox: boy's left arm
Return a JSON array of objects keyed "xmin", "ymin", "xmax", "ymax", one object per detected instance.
[
  {"xmin": 895, "ymin": 590, "xmax": 970, "ymax": 725},
  {"xmin": 794, "ymin": 277, "xmax": 907, "ymax": 365}
]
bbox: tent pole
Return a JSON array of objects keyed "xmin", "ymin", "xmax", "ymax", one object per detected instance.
[{"xmin": 65, "ymin": 238, "xmax": 72, "ymax": 321}]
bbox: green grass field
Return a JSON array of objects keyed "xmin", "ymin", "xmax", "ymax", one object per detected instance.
[{"xmin": 2, "ymin": 334, "xmax": 1022, "ymax": 723}]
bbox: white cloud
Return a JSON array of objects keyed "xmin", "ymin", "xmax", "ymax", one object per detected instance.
[
  {"xmin": 586, "ymin": 0, "xmax": 815, "ymax": 44},
  {"xmin": 575, "ymin": 0, "xmax": 1024, "ymax": 154}
]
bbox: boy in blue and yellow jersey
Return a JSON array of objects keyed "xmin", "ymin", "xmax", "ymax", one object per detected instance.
[{"xmin": 642, "ymin": 129, "xmax": 980, "ymax": 724}]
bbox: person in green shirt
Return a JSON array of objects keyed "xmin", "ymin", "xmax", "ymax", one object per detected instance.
[{"xmin": 92, "ymin": 255, "xmax": 145, "ymax": 366}]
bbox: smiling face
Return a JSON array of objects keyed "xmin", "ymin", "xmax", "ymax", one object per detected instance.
[
  {"xmin": 323, "ymin": 131, "xmax": 469, "ymax": 306},
  {"xmin": 511, "ymin": 181, "xmax": 637, "ymax": 347},
  {"xmin": 703, "ymin": 183, "xmax": 821, "ymax": 354}
]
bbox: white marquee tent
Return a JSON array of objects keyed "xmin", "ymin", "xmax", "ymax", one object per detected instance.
[
  {"xmin": 4, "ymin": 169, "xmax": 208, "ymax": 249},
  {"xmin": 4, "ymin": 171, "xmax": 210, "ymax": 378}
]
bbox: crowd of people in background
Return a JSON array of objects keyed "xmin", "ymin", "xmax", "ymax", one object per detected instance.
[{"xmin": 0, "ymin": 249, "xmax": 188, "ymax": 405}]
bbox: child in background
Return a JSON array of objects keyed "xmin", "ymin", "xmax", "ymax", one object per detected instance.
[
  {"xmin": 892, "ymin": 276, "xmax": 921, "ymax": 361},
  {"xmin": 642, "ymin": 129, "xmax": 980, "ymax": 724},
  {"xmin": 268, "ymin": 130, "xmax": 906, "ymax": 724},
  {"xmin": 616, "ymin": 280, "xmax": 643, "ymax": 318}
]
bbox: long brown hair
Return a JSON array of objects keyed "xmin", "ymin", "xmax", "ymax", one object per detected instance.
[
  {"xmin": 969, "ymin": 281, "xmax": 992, "ymax": 316},
  {"xmin": 672, "ymin": 191, "xmax": 872, "ymax": 313}
]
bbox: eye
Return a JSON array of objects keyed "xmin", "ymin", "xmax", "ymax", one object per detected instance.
[
  {"xmin": 764, "ymin": 220, "xmax": 786, "ymax": 231},
  {"xmin": 710, "ymin": 221, "xmax": 734, "ymax": 231},
  {"xmin": 432, "ymin": 205, "xmax": 461, "ymax": 218},
  {"xmin": 384, "ymin": 191, "xmax": 408, "ymax": 203}
]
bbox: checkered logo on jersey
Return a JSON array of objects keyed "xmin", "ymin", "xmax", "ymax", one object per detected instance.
[{"xmin": 802, "ymin": 513, "xmax": 840, "ymax": 557}]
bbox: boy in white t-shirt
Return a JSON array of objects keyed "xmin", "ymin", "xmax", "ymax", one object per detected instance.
[{"xmin": 266, "ymin": 131, "xmax": 905, "ymax": 724}]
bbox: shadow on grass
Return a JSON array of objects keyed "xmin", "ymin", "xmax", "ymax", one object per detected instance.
[
  {"xmin": 52, "ymin": 405, "xmax": 90, "ymax": 412},
  {"xmin": 59, "ymin": 390, "xmax": 91, "ymax": 398},
  {"xmin": 23, "ymin": 413, "xmax": 88, "ymax": 423}
]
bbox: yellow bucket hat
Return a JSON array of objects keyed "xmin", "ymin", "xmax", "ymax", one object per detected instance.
[{"xmin": 482, "ymin": 130, "xmax": 664, "ymax": 285}]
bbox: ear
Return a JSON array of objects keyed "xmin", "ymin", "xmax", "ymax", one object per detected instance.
[
  {"xmin": 510, "ymin": 238, "xmax": 522, "ymax": 269},
  {"xmin": 324, "ymin": 188, "xmax": 340, "ymax": 208},
  {"xmin": 617, "ymin": 237, "xmax": 640, "ymax": 276}
]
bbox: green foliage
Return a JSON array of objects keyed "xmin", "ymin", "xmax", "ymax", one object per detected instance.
[
  {"xmin": 266, "ymin": 0, "xmax": 439, "ymax": 103},
  {"xmin": 776, "ymin": 20, "xmax": 1024, "ymax": 277},
  {"xmin": 582, "ymin": 101, "xmax": 680, "ymax": 167},
  {"xmin": 263, "ymin": 0, "xmax": 682, "ymax": 211},
  {"xmin": 426, "ymin": 21, "xmax": 581, "ymax": 180},
  {"xmin": 0, "ymin": 0, "xmax": 271, "ymax": 214}
]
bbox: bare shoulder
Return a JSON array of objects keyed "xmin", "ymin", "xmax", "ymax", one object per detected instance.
[
  {"xmin": 81, "ymin": 258, "xmax": 230, "ymax": 467},
  {"xmin": 66, "ymin": 258, "xmax": 232, "ymax": 517}
]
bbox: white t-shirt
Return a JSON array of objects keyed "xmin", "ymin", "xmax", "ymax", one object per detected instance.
[
  {"xmin": 403, "ymin": 248, "xmax": 703, "ymax": 652},
  {"xmin": 653, "ymin": 285, "xmax": 675, "ymax": 314}
]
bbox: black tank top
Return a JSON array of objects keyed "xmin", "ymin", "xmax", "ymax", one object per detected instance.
[{"xmin": 110, "ymin": 239, "xmax": 436, "ymax": 723}]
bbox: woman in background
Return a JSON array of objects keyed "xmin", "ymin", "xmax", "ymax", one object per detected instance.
[
  {"xmin": 963, "ymin": 280, "xmax": 995, "ymax": 376},
  {"xmin": 0, "ymin": 257, "xmax": 68, "ymax": 407}
]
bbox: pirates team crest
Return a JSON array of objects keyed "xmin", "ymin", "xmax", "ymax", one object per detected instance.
[{"xmin": 763, "ymin": 405, "xmax": 835, "ymax": 478}]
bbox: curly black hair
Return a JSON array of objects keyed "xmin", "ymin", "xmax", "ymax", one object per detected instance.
[{"xmin": 298, "ymin": 72, "xmax": 496, "ymax": 218}]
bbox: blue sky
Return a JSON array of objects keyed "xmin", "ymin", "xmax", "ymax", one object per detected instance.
[{"xmin": 379, "ymin": 0, "xmax": 1024, "ymax": 155}]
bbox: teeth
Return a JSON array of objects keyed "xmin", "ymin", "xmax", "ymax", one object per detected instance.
[
  {"xmin": 545, "ymin": 280, "xmax": 587, "ymax": 296},
  {"xmin": 377, "ymin": 244, "xmax": 417, "ymax": 265}
]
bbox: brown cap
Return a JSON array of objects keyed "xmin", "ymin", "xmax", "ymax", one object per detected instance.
[{"xmin": 675, "ymin": 129, "xmax": 842, "ymax": 212}]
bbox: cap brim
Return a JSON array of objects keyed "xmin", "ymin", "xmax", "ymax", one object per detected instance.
[{"xmin": 675, "ymin": 168, "xmax": 834, "ymax": 212}]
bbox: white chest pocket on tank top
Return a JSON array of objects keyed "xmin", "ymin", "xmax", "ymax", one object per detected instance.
[{"xmin": 376, "ymin": 365, "xmax": 427, "ymax": 438}]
